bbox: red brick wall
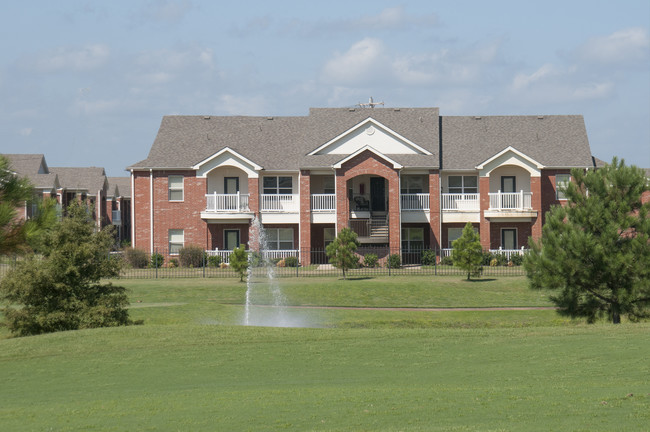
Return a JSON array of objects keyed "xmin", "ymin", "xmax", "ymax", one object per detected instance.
[
  {"xmin": 488, "ymin": 222, "xmax": 532, "ymax": 250},
  {"xmin": 207, "ymin": 223, "xmax": 250, "ymax": 250},
  {"xmin": 132, "ymin": 171, "xmax": 151, "ymax": 251},
  {"xmin": 428, "ymin": 170, "xmax": 441, "ymax": 249},
  {"xmin": 479, "ymin": 176, "xmax": 491, "ymax": 249},
  {"xmin": 441, "ymin": 222, "xmax": 480, "ymax": 249},
  {"xmin": 299, "ymin": 170, "xmax": 311, "ymax": 262}
]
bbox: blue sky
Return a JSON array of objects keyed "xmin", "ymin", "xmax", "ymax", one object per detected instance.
[{"xmin": 1, "ymin": 0, "xmax": 648, "ymax": 176}]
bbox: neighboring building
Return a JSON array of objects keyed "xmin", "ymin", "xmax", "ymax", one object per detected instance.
[
  {"xmin": 128, "ymin": 107, "xmax": 596, "ymax": 264},
  {"xmin": 106, "ymin": 177, "xmax": 132, "ymax": 245},
  {"xmin": 2, "ymin": 154, "xmax": 59, "ymax": 219}
]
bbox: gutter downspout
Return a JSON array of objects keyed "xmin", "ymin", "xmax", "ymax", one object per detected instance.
[
  {"xmin": 150, "ymin": 169, "xmax": 154, "ymax": 253},
  {"xmin": 130, "ymin": 170, "xmax": 135, "ymax": 248}
]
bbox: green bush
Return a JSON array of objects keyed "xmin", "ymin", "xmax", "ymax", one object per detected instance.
[
  {"xmin": 150, "ymin": 252, "xmax": 164, "ymax": 268},
  {"xmin": 207, "ymin": 255, "xmax": 222, "ymax": 268},
  {"xmin": 124, "ymin": 247, "xmax": 148, "ymax": 269},
  {"xmin": 440, "ymin": 255, "xmax": 453, "ymax": 266},
  {"xmin": 387, "ymin": 253, "xmax": 401, "ymax": 269},
  {"xmin": 363, "ymin": 253, "xmax": 379, "ymax": 268},
  {"xmin": 421, "ymin": 250, "xmax": 436, "ymax": 266},
  {"xmin": 168, "ymin": 258, "xmax": 179, "ymax": 268},
  {"xmin": 179, "ymin": 245, "xmax": 206, "ymax": 268},
  {"xmin": 284, "ymin": 256, "xmax": 299, "ymax": 267},
  {"xmin": 510, "ymin": 253, "xmax": 524, "ymax": 266}
]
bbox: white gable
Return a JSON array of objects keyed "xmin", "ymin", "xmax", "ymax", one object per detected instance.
[
  {"xmin": 476, "ymin": 146, "xmax": 544, "ymax": 177},
  {"xmin": 193, "ymin": 147, "xmax": 262, "ymax": 178},
  {"xmin": 309, "ymin": 118, "xmax": 432, "ymax": 156}
]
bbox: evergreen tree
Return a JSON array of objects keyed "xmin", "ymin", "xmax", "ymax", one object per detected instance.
[
  {"xmin": 325, "ymin": 227, "xmax": 360, "ymax": 279},
  {"xmin": 0, "ymin": 201, "xmax": 135, "ymax": 336},
  {"xmin": 0, "ymin": 155, "xmax": 33, "ymax": 255},
  {"xmin": 451, "ymin": 222, "xmax": 483, "ymax": 280},
  {"xmin": 229, "ymin": 244, "xmax": 249, "ymax": 282},
  {"xmin": 524, "ymin": 158, "xmax": 650, "ymax": 324}
]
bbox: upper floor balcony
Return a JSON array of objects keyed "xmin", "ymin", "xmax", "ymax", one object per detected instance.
[
  {"xmin": 205, "ymin": 192, "xmax": 250, "ymax": 212},
  {"xmin": 261, "ymin": 194, "xmax": 299, "ymax": 212},
  {"xmin": 488, "ymin": 191, "xmax": 532, "ymax": 211},
  {"xmin": 311, "ymin": 194, "xmax": 336, "ymax": 212},
  {"xmin": 401, "ymin": 193, "xmax": 429, "ymax": 211},
  {"xmin": 442, "ymin": 193, "xmax": 480, "ymax": 211}
]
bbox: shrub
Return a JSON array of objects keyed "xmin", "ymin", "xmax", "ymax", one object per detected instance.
[
  {"xmin": 510, "ymin": 253, "xmax": 524, "ymax": 266},
  {"xmin": 387, "ymin": 253, "xmax": 401, "ymax": 269},
  {"xmin": 276, "ymin": 259, "xmax": 286, "ymax": 267},
  {"xmin": 481, "ymin": 251, "xmax": 493, "ymax": 266},
  {"xmin": 421, "ymin": 250, "xmax": 436, "ymax": 266},
  {"xmin": 440, "ymin": 255, "xmax": 453, "ymax": 266},
  {"xmin": 207, "ymin": 255, "xmax": 222, "ymax": 268},
  {"xmin": 150, "ymin": 252, "xmax": 164, "ymax": 268},
  {"xmin": 363, "ymin": 253, "xmax": 379, "ymax": 268},
  {"xmin": 284, "ymin": 256, "xmax": 298, "ymax": 267},
  {"xmin": 168, "ymin": 258, "xmax": 179, "ymax": 268},
  {"xmin": 220, "ymin": 262, "xmax": 228, "ymax": 269},
  {"xmin": 490, "ymin": 258, "xmax": 498, "ymax": 267},
  {"xmin": 179, "ymin": 245, "xmax": 206, "ymax": 268},
  {"xmin": 124, "ymin": 247, "xmax": 148, "ymax": 269}
]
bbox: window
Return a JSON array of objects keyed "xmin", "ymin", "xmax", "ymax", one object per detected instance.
[
  {"xmin": 266, "ymin": 228, "xmax": 294, "ymax": 250},
  {"xmin": 556, "ymin": 174, "xmax": 571, "ymax": 200},
  {"xmin": 402, "ymin": 228, "xmax": 424, "ymax": 252},
  {"xmin": 168, "ymin": 229, "xmax": 184, "ymax": 254},
  {"xmin": 224, "ymin": 229, "xmax": 240, "ymax": 250},
  {"xmin": 501, "ymin": 228, "xmax": 517, "ymax": 250},
  {"xmin": 447, "ymin": 227, "xmax": 463, "ymax": 248},
  {"xmin": 323, "ymin": 177, "xmax": 335, "ymax": 194},
  {"xmin": 168, "ymin": 175, "xmax": 184, "ymax": 201},
  {"xmin": 401, "ymin": 176, "xmax": 424, "ymax": 194},
  {"xmin": 263, "ymin": 176, "xmax": 292, "ymax": 195},
  {"xmin": 501, "ymin": 176, "xmax": 516, "ymax": 193},
  {"xmin": 323, "ymin": 227, "xmax": 336, "ymax": 247},
  {"xmin": 448, "ymin": 176, "xmax": 478, "ymax": 194}
]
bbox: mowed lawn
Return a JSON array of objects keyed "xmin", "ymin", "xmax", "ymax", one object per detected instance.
[{"xmin": 1, "ymin": 276, "xmax": 648, "ymax": 431}]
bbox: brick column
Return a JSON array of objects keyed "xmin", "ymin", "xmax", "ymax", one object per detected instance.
[
  {"xmin": 388, "ymin": 176, "xmax": 400, "ymax": 251},
  {"xmin": 428, "ymin": 170, "xmax": 441, "ymax": 249},
  {"xmin": 530, "ymin": 176, "xmax": 543, "ymax": 243},
  {"xmin": 479, "ymin": 176, "xmax": 491, "ymax": 250},
  {"xmin": 247, "ymin": 177, "xmax": 260, "ymax": 250},
  {"xmin": 299, "ymin": 170, "xmax": 312, "ymax": 266},
  {"xmin": 335, "ymin": 170, "xmax": 348, "ymax": 233}
]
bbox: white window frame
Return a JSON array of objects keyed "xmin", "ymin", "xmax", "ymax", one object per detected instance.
[
  {"xmin": 265, "ymin": 228, "xmax": 294, "ymax": 250},
  {"xmin": 224, "ymin": 229, "xmax": 241, "ymax": 251},
  {"xmin": 168, "ymin": 175, "xmax": 184, "ymax": 201},
  {"xmin": 556, "ymin": 174, "xmax": 571, "ymax": 200},
  {"xmin": 448, "ymin": 175, "xmax": 478, "ymax": 194},
  {"xmin": 168, "ymin": 229, "xmax": 184, "ymax": 255},
  {"xmin": 501, "ymin": 228, "xmax": 518, "ymax": 250}
]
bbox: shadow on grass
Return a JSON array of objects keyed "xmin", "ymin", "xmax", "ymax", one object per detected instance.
[
  {"xmin": 464, "ymin": 278, "xmax": 497, "ymax": 283},
  {"xmin": 342, "ymin": 276, "xmax": 374, "ymax": 281}
]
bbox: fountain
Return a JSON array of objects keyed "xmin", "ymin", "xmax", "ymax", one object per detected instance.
[{"xmin": 242, "ymin": 216, "xmax": 313, "ymax": 327}]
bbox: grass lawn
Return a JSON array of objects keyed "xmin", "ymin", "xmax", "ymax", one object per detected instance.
[{"xmin": 1, "ymin": 276, "xmax": 648, "ymax": 431}]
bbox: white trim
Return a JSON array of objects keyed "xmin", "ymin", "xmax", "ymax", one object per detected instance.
[
  {"xmin": 332, "ymin": 145, "xmax": 403, "ymax": 169},
  {"xmin": 500, "ymin": 227, "xmax": 518, "ymax": 250},
  {"xmin": 149, "ymin": 169, "xmax": 154, "ymax": 253},
  {"xmin": 476, "ymin": 146, "xmax": 545, "ymax": 178},
  {"xmin": 308, "ymin": 117, "xmax": 433, "ymax": 156},
  {"xmin": 130, "ymin": 170, "xmax": 135, "ymax": 248},
  {"xmin": 193, "ymin": 147, "xmax": 263, "ymax": 176}
]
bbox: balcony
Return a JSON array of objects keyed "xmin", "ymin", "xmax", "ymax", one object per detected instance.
[
  {"xmin": 311, "ymin": 194, "xmax": 336, "ymax": 212},
  {"xmin": 488, "ymin": 191, "xmax": 532, "ymax": 211},
  {"xmin": 205, "ymin": 193, "xmax": 250, "ymax": 212},
  {"xmin": 401, "ymin": 193, "xmax": 429, "ymax": 211},
  {"xmin": 441, "ymin": 193, "xmax": 479, "ymax": 211},
  {"xmin": 261, "ymin": 194, "xmax": 299, "ymax": 212}
]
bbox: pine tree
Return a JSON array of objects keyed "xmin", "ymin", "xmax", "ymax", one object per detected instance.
[
  {"xmin": 0, "ymin": 155, "xmax": 33, "ymax": 255},
  {"xmin": 326, "ymin": 227, "xmax": 360, "ymax": 280},
  {"xmin": 229, "ymin": 244, "xmax": 249, "ymax": 282},
  {"xmin": 524, "ymin": 158, "xmax": 650, "ymax": 324},
  {"xmin": 451, "ymin": 222, "xmax": 483, "ymax": 280}
]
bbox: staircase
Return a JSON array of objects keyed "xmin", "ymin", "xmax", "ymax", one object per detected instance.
[
  {"xmin": 349, "ymin": 215, "xmax": 389, "ymax": 244},
  {"xmin": 369, "ymin": 216, "xmax": 389, "ymax": 239}
]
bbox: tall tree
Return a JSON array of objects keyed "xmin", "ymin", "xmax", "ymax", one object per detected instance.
[
  {"xmin": 0, "ymin": 155, "xmax": 33, "ymax": 255},
  {"xmin": 452, "ymin": 222, "xmax": 483, "ymax": 280},
  {"xmin": 326, "ymin": 227, "xmax": 360, "ymax": 280},
  {"xmin": 0, "ymin": 201, "xmax": 135, "ymax": 336},
  {"xmin": 524, "ymin": 158, "xmax": 650, "ymax": 324}
]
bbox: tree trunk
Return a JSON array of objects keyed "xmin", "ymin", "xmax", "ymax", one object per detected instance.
[{"xmin": 612, "ymin": 310, "xmax": 621, "ymax": 324}]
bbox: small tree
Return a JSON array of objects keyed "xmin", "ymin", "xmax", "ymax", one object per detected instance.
[
  {"xmin": 452, "ymin": 222, "xmax": 483, "ymax": 280},
  {"xmin": 0, "ymin": 201, "xmax": 135, "ymax": 336},
  {"xmin": 325, "ymin": 227, "xmax": 360, "ymax": 279},
  {"xmin": 524, "ymin": 158, "xmax": 650, "ymax": 324},
  {"xmin": 229, "ymin": 244, "xmax": 248, "ymax": 282}
]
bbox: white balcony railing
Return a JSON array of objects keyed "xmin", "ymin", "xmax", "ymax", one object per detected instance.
[
  {"xmin": 206, "ymin": 249, "xmax": 298, "ymax": 264},
  {"xmin": 311, "ymin": 194, "xmax": 336, "ymax": 212},
  {"xmin": 111, "ymin": 210, "xmax": 121, "ymax": 225},
  {"xmin": 401, "ymin": 193, "xmax": 430, "ymax": 211},
  {"xmin": 441, "ymin": 193, "xmax": 479, "ymax": 211},
  {"xmin": 261, "ymin": 194, "xmax": 299, "ymax": 212},
  {"xmin": 488, "ymin": 191, "xmax": 532, "ymax": 211},
  {"xmin": 205, "ymin": 193, "xmax": 250, "ymax": 212}
]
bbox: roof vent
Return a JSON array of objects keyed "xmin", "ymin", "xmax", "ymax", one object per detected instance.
[
  {"xmin": 203, "ymin": 116, "xmax": 211, "ymax": 120},
  {"xmin": 348, "ymin": 108, "xmax": 356, "ymax": 112},
  {"xmin": 393, "ymin": 108, "xmax": 401, "ymax": 112},
  {"xmin": 474, "ymin": 116, "xmax": 482, "ymax": 120},
  {"xmin": 537, "ymin": 115, "xmax": 545, "ymax": 119},
  {"xmin": 267, "ymin": 116, "xmax": 274, "ymax": 120}
]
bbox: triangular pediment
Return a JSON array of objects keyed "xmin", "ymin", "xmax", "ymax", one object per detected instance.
[
  {"xmin": 332, "ymin": 146, "xmax": 403, "ymax": 169},
  {"xmin": 309, "ymin": 118, "xmax": 432, "ymax": 156},
  {"xmin": 193, "ymin": 147, "xmax": 262, "ymax": 178},
  {"xmin": 476, "ymin": 146, "xmax": 544, "ymax": 177}
]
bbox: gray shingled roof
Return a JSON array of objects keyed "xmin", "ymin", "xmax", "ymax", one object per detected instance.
[
  {"xmin": 49, "ymin": 167, "xmax": 108, "ymax": 195},
  {"xmin": 441, "ymin": 116, "xmax": 593, "ymax": 170},
  {"xmin": 128, "ymin": 107, "xmax": 441, "ymax": 170},
  {"xmin": 107, "ymin": 177, "xmax": 131, "ymax": 199},
  {"xmin": 2, "ymin": 153, "xmax": 59, "ymax": 189},
  {"xmin": 129, "ymin": 108, "xmax": 594, "ymax": 171}
]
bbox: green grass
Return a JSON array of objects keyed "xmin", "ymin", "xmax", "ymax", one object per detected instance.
[{"xmin": 1, "ymin": 276, "xmax": 648, "ymax": 431}]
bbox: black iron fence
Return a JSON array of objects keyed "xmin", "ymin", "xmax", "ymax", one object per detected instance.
[{"xmin": 0, "ymin": 247, "xmax": 528, "ymax": 280}]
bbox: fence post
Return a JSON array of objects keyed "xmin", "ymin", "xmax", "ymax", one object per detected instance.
[
  {"xmin": 155, "ymin": 249, "xmax": 158, "ymax": 279},
  {"xmin": 434, "ymin": 246, "xmax": 437, "ymax": 276},
  {"xmin": 203, "ymin": 251, "xmax": 206, "ymax": 278}
]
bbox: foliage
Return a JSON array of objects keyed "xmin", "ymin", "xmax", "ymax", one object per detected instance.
[
  {"xmin": 0, "ymin": 201, "xmax": 135, "ymax": 336},
  {"xmin": 524, "ymin": 158, "xmax": 650, "ymax": 324},
  {"xmin": 178, "ymin": 245, "xmax": 206, "ymax": 268},
  {"xmin": 452, "ymin": 222, "xmax": 483, "ymax": 280},
  {"xmin": 168, "ymin": 258, "xmax": 179, "ymax": 268},
  {"xmin": 510, "ymin": 253, "xmax": 524, "ymax": 266},
  {"xmin": 325, "ymin": 228, "xmax": 360, "ymax": 279},
  {"xmin": 440, "ymin": 255, "xmax": 453, "ymax": 266},
  {"xmin": 207, "ymin": 254, "xmax": 222, "ymax": 268},
  {"xmin": 150, "ymin": 252, "xmax": 164, "ymax": 268},
  {"xmin": 0, "ymin": 155, "xmax": 36, "ymax": 255},
  {"xmin": 23, "ymin": 197, "xmax": 59, "ymax": 254},
  {"xmin": 229, "ymin": 244, "xmax": 248, "ymax": 282},
  {"xmin": 283, "ymin": 256, "xmax": 298, "ymax": 267},
  {"xmin": 421, "ymin": 249, "xmax": 436, "ymax": 266},
  {"xmin": 124, "ymin": 247, "xmax": 149, "ymax": 269},
  {"xmin": 386, "ymin": 253, "xmax": 401, "ymax": 269},
  {"xmin": 363, "ymin": 253, "xmax": 379, "ymax": 268}
]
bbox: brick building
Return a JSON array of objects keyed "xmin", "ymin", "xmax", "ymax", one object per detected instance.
[{"xmin": 128, "ymin": 107, "xmax": 598, "ymax": 264}]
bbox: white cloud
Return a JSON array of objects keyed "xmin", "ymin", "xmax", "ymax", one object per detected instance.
[
  {"xmin": 32, "ymin": 44, "xmax": 110, "ymax": 72},
  {"xmin": 217, "ymin": 94, "xmax": 269, "ymax": 116},
  {"xmin": 512, "ymin": 64, "xmax": 559, "ymax": 90},
  {"xmin": 577, "ymin": 27, "xmax": 650, "ymax": 64},
  {"xmin": 18, "ymin": 127, "xmax": 32, "ymax": 136},
  {"xmin": 321, "ymin": 38, "xmax": 388, "ymax": 85},
  {"xmin": 142, "ymin": 0, "xmax": 193, "ymax": 24},
  {"xmin": 357, "ymin": 6, "xmax": 438, "ymax": 30}
]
